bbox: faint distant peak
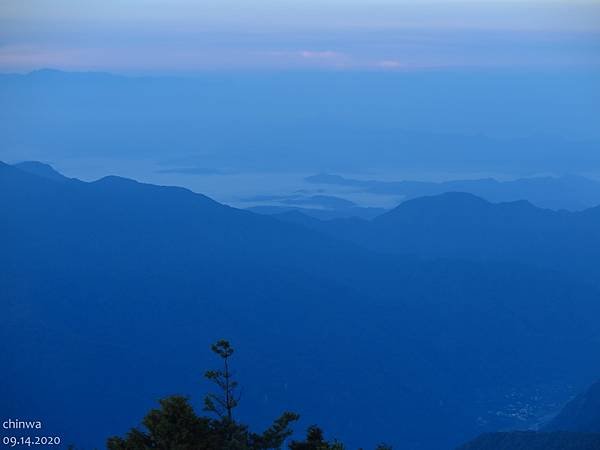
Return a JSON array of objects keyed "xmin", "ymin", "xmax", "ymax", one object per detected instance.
[
  {"xmin": 13, "ymin": 161, "xmax": 69, "ymax": 182},
  {"xmin": 306, "ymin": 173, "xmax": 356, "ymax": 185},
  {"xmin": 400, "ymin": 191, "xmax": 490, "ymax": 209},
  {"xmin": 28, "ymin": 68, "xmax": 68, "ymax": 77},
  {"xmin": 26, "ymin": 68, "xmax": 121, "ymax": 82},
  {"xmin": 155, "ymin": 167, "xmax": 222, "ymax": 175}
]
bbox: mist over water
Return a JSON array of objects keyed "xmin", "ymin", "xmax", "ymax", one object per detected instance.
[
  {"xmin": 40, "ymin": 156, "xmax": 523, "ymax": 209},
  {"xmin": 2, "ymin": 69, "xmax": 599, "ymax": 209}
]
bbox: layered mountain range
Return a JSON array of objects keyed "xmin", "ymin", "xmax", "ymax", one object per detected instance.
[{"xmin": 2, "ymin": 161, "xmax": 600, "ymax": 449}]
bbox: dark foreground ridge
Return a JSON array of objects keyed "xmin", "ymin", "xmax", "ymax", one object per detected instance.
[
  {"xmin": 545, "ymin": 379, "xmax": 600, "ymax": 433},
  {"xmin": 457, "ymin": 431, "xmax": 600, "ymax": 450},
  {"xmin": 458, "ymin": 379, "xmax": 600, "ymax": 449}
]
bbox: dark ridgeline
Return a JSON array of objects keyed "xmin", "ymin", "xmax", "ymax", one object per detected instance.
[
  {"xmin": 457, "ymin": 379, "xmax": 600, "ymax": 449},
  {"xmin": 273, "ymin": 191, "xmax": 600, "ymax": 285},
  {"xmin": 12, "ymin": 161, "xmax": 71, "ymax": 182},
  {"xmin": 3, "ymin": 161, "xmax": 600, "ymax": 449},
  {"xmin": 457, "ymin": 432, "xmax": 600, "ymax": 450},
  {"xmin": 544, "ymin": 380, "xmax": 600, "ymax": 434}
]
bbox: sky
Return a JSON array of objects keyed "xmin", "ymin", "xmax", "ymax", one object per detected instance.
[
  {"xmin": 1, "ymin": 0, "xmax": 599, "ymax": 72},
  {"xmin": 1, "ymin": 0, "xmax": 599, "ymax": 206}
]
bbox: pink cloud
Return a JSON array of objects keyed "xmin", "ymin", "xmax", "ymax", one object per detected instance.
[
  {"xmin": 377, "ymin": 59, "xmax": 403, "ymax": 68},
  {"xmin": 299, "ymin": 50, "xmax": 340, "ymax": 59}
]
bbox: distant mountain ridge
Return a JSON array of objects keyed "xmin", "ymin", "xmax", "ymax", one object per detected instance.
[
  {"xmin": 247, "ymin": 171, "xmax": 600, "ymax": 220},
  {"xmin": 273, "ymin": 191, "xmax": 600, "ymax": 285},
  {"xmin": 246, "ymin": 205, "xmax": 386, "ymax": 221},
  {"xmin": 306, "ymin": 173, "xmax": 600, "ymax": 211},
  {"xmin": 3, "ymin": 69, "xmax": 599, "ymax": 176}
]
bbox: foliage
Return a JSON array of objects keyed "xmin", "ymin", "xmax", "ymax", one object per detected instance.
[
  {"xmin": 204, "ymin": 339, "xmax": 239, "ymax": 421},
  {"xmin": 289, "ymin": 426, "xmax": 345, "ymax": 450},
  {"xmin": 107, "ymin": 340, "xmax": 389, "ymax": 450},
  {"xmin": 107, "ymin": 396, "xmax": 214, "ymax": 450}
]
